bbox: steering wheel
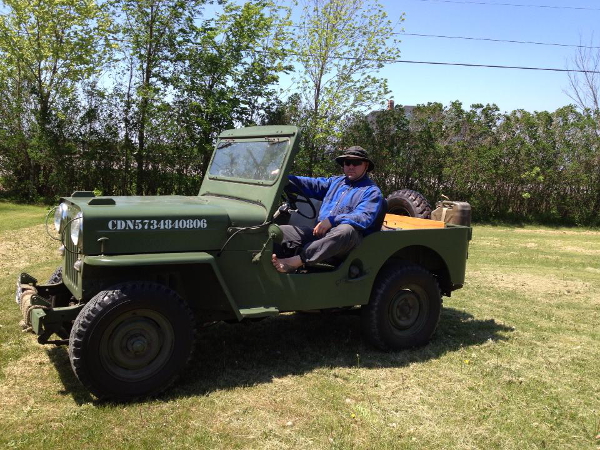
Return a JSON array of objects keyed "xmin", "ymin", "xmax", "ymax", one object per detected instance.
[{"xmin": 282, "ymin": 178, "xmax": 317, "ymax": 220}]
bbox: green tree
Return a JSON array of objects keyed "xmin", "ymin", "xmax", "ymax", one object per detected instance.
[
  {"xmin": 293, "ymin": 0, "xmax": 402, "ymax": 176},
  {"xmin": 109, "ymin": 0, "xmax": 288, "ymax": 195},
  {"xmin": 112, "ymin": 0, "xmax": 206, "ymax": 194},
  {"xmin": 0, "ymin": 0, "xmax": 111, "ymax": 199},
  {"xmin": 170, "ymin": 0, "xmax": 291, "ymax": 180},
  {"xmin": 340, "ymin": 104, "xmax": 410, "ymax": 195}
]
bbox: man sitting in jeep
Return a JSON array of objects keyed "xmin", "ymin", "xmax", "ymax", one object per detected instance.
[{"xmin": 271, "ymin": 146, "xmax": 384, "ymax": 273}]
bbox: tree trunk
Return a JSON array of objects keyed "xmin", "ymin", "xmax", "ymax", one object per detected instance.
[
  {"xmin": 136, "ymin": 98, "xmax": 147, "ymax": 195},
  {"xmin": 135, "ymin": 4, "xmax": 156, "ymax": 196}
]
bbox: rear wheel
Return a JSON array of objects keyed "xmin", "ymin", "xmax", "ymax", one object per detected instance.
[
  {"xmin": 69, "ymin": 281, "xmax": 196, "ymax": 400},
  {"xmin": 362, "ymin": 264, "xmax": 441, "ymax": 350},
  {"xmin": 387, "ymin": 189, "xmax": 432, "ymax": 218}
]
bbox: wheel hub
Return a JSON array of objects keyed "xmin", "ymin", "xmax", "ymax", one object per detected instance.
[
  {"xmin": 100, "ymin": 310, "xmax": 175, "ymax": 382},
  {"xmin": 129, "ymin": 336, "xmax": 148, "ymax": 354},
  {"xmin": 389, "ymin": 290, "xmax": 420, "ymax": 330}
]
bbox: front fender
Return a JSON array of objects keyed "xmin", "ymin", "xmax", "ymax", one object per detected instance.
[{"xmin": 84, "ymin": 252, "xmax": 242, "ymax": 321}]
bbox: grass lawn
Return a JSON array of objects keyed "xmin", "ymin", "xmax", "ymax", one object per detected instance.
[
  {"xmin": 0, "ymin": 203, "xmax": 598, "ymax": 449},
  {"xmin": 0, "ymin": 200, "xmax": 53, "ymax": 232}
]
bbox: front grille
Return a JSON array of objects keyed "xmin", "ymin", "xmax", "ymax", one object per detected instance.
[{"xmin": 64, "ymin": 234, "xmax": 80, "ymax": 289}]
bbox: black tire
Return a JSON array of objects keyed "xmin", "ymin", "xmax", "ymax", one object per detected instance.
[
  {"xmin": 46, "ymin": 266, "xmax": 63, "ymax": 284},
  {"xmin": 387, "ymin": 189, "xmax": 432, "ymax": 218},
  {"xmin": 69, "ymin": 281, "xmax": 196, "ymax": 400},
  {"xmin": 362, "ymin": 264, "xmax": 441, "ymax": 350}
]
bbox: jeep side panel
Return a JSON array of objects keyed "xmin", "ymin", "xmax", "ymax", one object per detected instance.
[{"xmin": 215, "ymin": 225, "xmax": 471, "ymax": 313}]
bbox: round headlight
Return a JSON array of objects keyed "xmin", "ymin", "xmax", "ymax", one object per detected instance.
[
  {"xmin": 70, "ymin": 211, "xmax": 83, "ymax": 246},
  {"xmin": 54, "ymin": 203, "xmax": 68, "ymax": 232}
]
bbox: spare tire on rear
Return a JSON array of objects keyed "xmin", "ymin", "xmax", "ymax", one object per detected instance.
[{"xmin": 387, "ymin": 189, "xmax": 432, "ymax": 219}]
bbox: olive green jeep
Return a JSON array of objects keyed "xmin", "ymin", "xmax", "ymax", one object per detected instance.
[{"xmin": 15, "ymin": 125, "xmax": 471, "ymax": 400}]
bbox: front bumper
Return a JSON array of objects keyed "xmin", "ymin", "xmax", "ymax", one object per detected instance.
[{"xmin": 16, "ymin": 272, "xmax": 82, "ymax": 344}]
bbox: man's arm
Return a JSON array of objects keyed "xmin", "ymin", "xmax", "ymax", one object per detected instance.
[{"xmin": 288, "ymin": 175, "xmax": 333, "ymax": 201}]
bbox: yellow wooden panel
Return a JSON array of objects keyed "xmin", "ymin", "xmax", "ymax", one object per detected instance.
[{"xmin": 383, "ymin": 214, "xmax": 446, "ymax": 230}]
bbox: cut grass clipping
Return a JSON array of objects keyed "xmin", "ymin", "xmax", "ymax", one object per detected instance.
[{"xmin": 0, "ymin": 202, "xmax": 598, "ymax": 449}]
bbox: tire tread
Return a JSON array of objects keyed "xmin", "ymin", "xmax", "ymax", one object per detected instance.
[
  {"xmin": 362, "ymin": 264, "xmax": 441, "ymax": 351},
  {"xmin": 69, "ymin": 281, "xmax": 196, "ymax": 400},
  {"xmin": 387, "ymin": 189, "xmax": 432, "ymax": 218}
]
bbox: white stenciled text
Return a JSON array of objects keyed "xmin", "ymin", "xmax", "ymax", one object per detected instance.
[{"xmin": 107, "ymin": 218, "xmax": 208, "ymax": 231}]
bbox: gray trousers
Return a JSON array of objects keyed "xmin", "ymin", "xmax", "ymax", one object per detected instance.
[{"xmin": 276, "ymin": 224, "xmax": 362, "ymax": 265}]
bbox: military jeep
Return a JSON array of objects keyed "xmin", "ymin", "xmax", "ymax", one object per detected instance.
[{"xmin": 15, "ymin": 125, "xmax": 471, "ymax": 400}]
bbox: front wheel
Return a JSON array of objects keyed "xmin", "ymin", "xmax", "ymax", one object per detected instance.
[
  {"xmin": 362, "ymin": 264, "xmax": 441, "ymax": 350},
  {"xmin": 69, "ymin": 282, "xmax": 196, "ymax": 400}
]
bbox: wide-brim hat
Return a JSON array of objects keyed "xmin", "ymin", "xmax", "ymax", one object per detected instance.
[{"xmin": 335, "ymin": 146, "xmax": 375, "ymax": 172}]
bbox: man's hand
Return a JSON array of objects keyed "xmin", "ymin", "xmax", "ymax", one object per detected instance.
[{"xmin": 313, "ymin": 218, "xmax": 332, "ymax": 237}]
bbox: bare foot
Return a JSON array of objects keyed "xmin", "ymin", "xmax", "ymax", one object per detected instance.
[{"xmin": 271, "ymin": 254, "xmax": 303, "ymax": 273}]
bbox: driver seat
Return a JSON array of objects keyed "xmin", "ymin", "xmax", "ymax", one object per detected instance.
[
  {"xmin": 287, "ymin": 200, "xmax": 322, "ymax": 228},
  {"xmin": 374, "ymin": 199, "xmax": 388, "ymax": 231},
  {"xmin": 288, "ymin": 198, "xmax": 388, "ymax": 231},
  {"xmin": 298, "ymin": 198, "xmax": 389, "ymax": 272}
]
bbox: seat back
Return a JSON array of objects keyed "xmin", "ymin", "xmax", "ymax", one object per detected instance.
[{"xmin": 373, "ymin": 198, "xmax": 388, "ymax": 231}]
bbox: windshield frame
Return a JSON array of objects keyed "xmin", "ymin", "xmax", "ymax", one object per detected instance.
[{"xmin": 207, "ymin": 137, "xmax": 291, "ymax": 186}]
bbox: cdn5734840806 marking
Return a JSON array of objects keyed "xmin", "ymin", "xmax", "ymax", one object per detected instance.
[{"xmin": 107, "ymin": 219, "xmax": 208, "ymax": 231}]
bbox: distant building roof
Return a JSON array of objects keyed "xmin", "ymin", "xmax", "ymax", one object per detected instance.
[{"xmin": 365, "ymin": 100, "xmax": 416, "ymax": 129}]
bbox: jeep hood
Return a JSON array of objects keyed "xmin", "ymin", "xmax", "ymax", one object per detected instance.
[{"xmin": 63, "ymin": 195, "xmax": 266, "ymax": 255}]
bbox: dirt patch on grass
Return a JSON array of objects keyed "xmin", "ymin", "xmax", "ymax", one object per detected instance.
[
  {"xmin": 0, "ymin": 224, "xmax": 58, "ymax": 277},
  {"xmin": 516, "ymin": 241, "xmax": 600, "ymax": 256},
  {"xmin": 469, "ymin": 269, "xmax": 593, "ymax": 299},
  {"xmin": 475, "ymin": 240, "xmax": 503, "ymax": 247},
  {"xmin": 552, "ymin": 245, "xmax": 600, "ymax": 256},
  {"xmin": 513, "ymin": 228, "xmax": 600, "ymax": 236}
]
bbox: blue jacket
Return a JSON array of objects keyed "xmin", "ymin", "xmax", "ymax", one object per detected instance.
[{"xmin": 289, "ymin": 175, "xmax": 384, "ymax": 235}]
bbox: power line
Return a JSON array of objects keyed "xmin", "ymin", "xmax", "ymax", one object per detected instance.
[
  {"xmin": 289, "ymin": 51, "xmax": 600, "ymax": 73},
  {"xmin": 105, "ymin": 37, "xmax": 600, "ymax": 74},
  {"xmin": 390, "ymin": 59, "xmax": 599, "ymax": 73},
  {"xmin": 288, "ymin": 24, "xmax": 600, "ymax": 50},
  {"xmin": 408, "ymin": 0, "xmax": 600, "ymax": 11},
  {"xmin": 398, "ymin": 32, "xmax": 600, "ymax": 49}
]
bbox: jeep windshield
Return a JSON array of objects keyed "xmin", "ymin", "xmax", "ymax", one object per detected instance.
[{"xmin": 208, "ymin": 139, "xmax": 288, "ymax": 184}]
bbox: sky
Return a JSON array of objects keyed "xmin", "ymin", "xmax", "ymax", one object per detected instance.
[
  {"xmin": 270, "ymin": 0, "xmax": 600, "ymax": 113},
  {"xmin": 375, "ymin": 0, "xmax": 600, "ymax": 113}
]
